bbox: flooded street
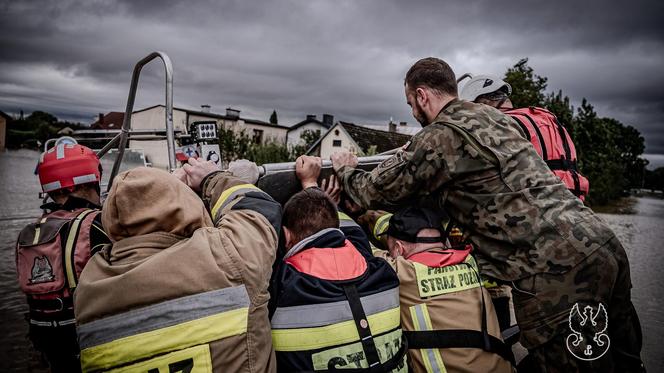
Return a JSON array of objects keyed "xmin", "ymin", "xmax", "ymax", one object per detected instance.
[{"xmin": 1, "ymin": 149, "xmax": 663, "ymax": 371}]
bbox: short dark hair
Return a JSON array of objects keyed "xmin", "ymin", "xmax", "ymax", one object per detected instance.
[
  {"xmin": 405, "ymin": 57, "xmax": 458, "ymax": 97},
  {"xmin": 282, "ymin": 187, "xmax": 339, "ymax": 243}
]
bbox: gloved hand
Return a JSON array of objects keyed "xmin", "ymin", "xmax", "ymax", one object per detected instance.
[{"xmin": 228, "ymin": 159, "xmax": 260, "ymax": 184}]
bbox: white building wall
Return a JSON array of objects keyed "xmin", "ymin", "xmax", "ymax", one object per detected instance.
[
  {"xmin": 131, "ymin": 106, "xmax": 188, "ymax": 131},
  {"xmin": 287, "ymin": 123, "xmax": 325, "ymax": 148},
  {"xmin": 319, "ymin": 125, "xmax": 358, "ymax": 159}
]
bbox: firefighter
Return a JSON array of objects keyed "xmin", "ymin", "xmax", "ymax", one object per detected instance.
[
  {"xmin": 458, "ymin": 73, "xmax": 589, "ymax": 201},
  {"xmin": 74, "ymin": 158, "xmax": 281, "ymax": 372},
  {"xmin": 269, "ymin": 155, "xmax": 407, "ymax": 372},
  {"xmin": 15, "ymin": 143, "xmax": 109, "ymax": 373},
  {"xmin": 366, "ymin": 206, "xmax": 514, "ymax": 373}
]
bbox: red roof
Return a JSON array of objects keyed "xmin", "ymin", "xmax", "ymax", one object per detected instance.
[{"xmin": 91, "ymin": 112, "xmax": 125, "ymax": 129}]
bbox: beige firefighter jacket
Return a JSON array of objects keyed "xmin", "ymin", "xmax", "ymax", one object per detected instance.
[
  {"xmin": 74, "ymin": 167, "xmax": 281, "ymax": 373},
  {"xmin": 374, "ymin": 250, "xmax": 513, "ymax": 373}
]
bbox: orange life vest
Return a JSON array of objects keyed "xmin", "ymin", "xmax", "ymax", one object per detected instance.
[{"xmin": 505, "ymin": 107, "xmax": 590, "ymax": 201}]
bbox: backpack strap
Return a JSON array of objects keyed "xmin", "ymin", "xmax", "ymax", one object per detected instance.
[
  {"xmin": 515, "ymin": 112, "xmax": 548, "ymax": 160},
  {"xmin": 342, "ymin": 284, "xmax": 382, "ymax": 370},
  {"xmin": 404, "ymin": 329, "xmax": 515, "ymax": 366},
  {"xmin": 64, "ymin": 209, "xmax": 96, "ymax": 290},
  {"xmin": 510, "ymin": 115, "xmax": 532, "ymax": 142},
  {"xmin": 551, "ymin": 116, "xmax": 583, "ymax": 197}
]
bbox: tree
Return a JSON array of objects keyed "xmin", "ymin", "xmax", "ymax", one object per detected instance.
[
  {"xmin": 504, "ymin": 58, "xmax": 548, "ymax": 108},
  {"xmin": 269, "ymin": 110, "xmax": 278, "ymax": 125},
  {"xmin": 289, "ymin": 129, "xmax": 321, "ymax": 160}
]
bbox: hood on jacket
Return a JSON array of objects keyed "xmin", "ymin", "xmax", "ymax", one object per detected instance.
[{"xmin": 102, "ymin": 167, "xmax": 213, "ymax": 241}]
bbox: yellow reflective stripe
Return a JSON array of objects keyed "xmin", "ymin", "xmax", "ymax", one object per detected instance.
[
  {"xmin": 370, "ymin": 243, "xmax": 382, "ymax": 255},
  {"xmin": 32, "ymin": 217, "xmax": 48, "ymax": 245},
  {"xmin": 483, "ymin": 280, "xmax": 498, "ymax": 288},
  {"xmin": 107, "ymin": 344, "xmax": 212, "ymax": 373},
  {"xmin": 410, "ymin": 304, "xmax": 447, "ymax": 373},
  {"xmin": 64, "ymin": 210, "xmax": 94, "ymax": 289},
  {"xmin": 373, "ymin": 213, "xmax": 392, "ymax": 239},
  {"xmin": 338, "ymin": 211, "xmax": 353, "ymax": 221},
  {"xmin": 81, "ymin": 306, "xmax": 248, "ymax": 372},
  {"xmin": 272, "ymin": 307, "xmax": 400, "ymax": 352},
  {"xmin": 210, "ymin": 183, "xmax": 259, "ymax": 219}
]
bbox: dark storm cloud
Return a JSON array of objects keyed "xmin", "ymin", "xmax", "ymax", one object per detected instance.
[{"xmin": 1, "ymin": 0, "xmax": 663, "ymax": 154}]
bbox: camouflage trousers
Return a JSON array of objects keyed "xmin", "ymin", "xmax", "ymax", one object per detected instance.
[{"xmin": 511, "ymin": 236, "xmax": 645, "ymax": 373}]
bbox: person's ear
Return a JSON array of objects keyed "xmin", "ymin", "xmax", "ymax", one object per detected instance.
[
  {"xmin": 283, "ymin": 227, "xmax": 294, "ymax": 249},
  {"xmin": 416, "ymin": 87, "xmax": 428, "ymax": 107},
  {"xmin": 395, "ymin": 240, "xmax": 406, "ymax": 257}
]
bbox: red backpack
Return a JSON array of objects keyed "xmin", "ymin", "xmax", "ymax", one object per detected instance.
[
  {"xmin": 16, "ymin": 208, "xmax": 99, "ymax": 317},
  {"xmin": 505, "ymin": 107, "xmax": 589, "ymax": 201}
]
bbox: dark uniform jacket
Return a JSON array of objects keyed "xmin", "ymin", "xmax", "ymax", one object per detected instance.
[{"xmin": 270, "ymin": 212, "xmax": 407, "ymax": 372}]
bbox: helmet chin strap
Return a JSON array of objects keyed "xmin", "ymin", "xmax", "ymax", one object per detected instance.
[{"xmin": 496, "ymin": 97, "xmax": 507, "ymax": 110}]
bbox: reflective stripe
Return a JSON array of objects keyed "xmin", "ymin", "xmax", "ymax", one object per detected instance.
[
  {"xmin": 32, "ymin": 217, "xmax": 48, "ymax": 245},
  {"xmin": 30, "ymin": 318, "xmax": 76, "ymax": 327},
  {"xmin": 210, "ymin": 183, "xmax": 260, "ymax": 219},
  {"xmin": 107, "ymin": 344, "xmax": 212, "ymax": 373},
  {"xmin": 272, "ymin": 287, "xmax": 399, "ymax": 329},
  {"xmin": 410, "ymin": 304, "xmax": 446, "ymax": 373},
  {"xmin": 56, "ymin": 144, "xmax": 65, "ymax": 159},
  {"xmin": 64, "ymin": 209, "xmax": 95, "ymax": 289},
  {"xmin": 338, "ymin": 212, "xmax": 359, "ymax": 228},
  {"xmin": 73, "ymin": 173, "xmax": 97, "ymax": 185},
  {"xmin": 78, "ymin": 286, "xmax": 250, "ymax": 349},
  {"xmin": 272, "ymin": 307, "xmax": 400, "ymax": 351},
  {"xmin": 373, "ymin": 213, "xmax": 392, "ymax": 239},
  {"xmin": 283, "ymin": 228, "xmax": 341, "ymax": 259},
  {"xmin": 42, "ymin": 181, "xmax": 61, "ymax": 192},
  {"xmin": 79, "ymin": 286, "xmax": 250, "ymax": 372}
]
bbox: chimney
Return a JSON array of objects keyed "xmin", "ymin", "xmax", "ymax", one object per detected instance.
[
  {"xmin": 226, "ymin": 107, "xmax": 240, "ymax": 118},
  {"xmin": 201, "ymin": 104, "xmax": 211, "ymax": 113},
  {"xmin": 306, "ymin": 114, "xmax": 317, "ymax": 121},
  {"xmin": 399, "ymin": 121, "xmax": 407, "ymax": 126},
  {"xmin": 323, "ymin": 114, "xmax": 334, "ymax": 127},
  {"xmin": 98, "ymin": 113, "xmax": 104, "ymax": 126},
  {"xmin": 388, "ymin": 120, "xmax": 397, "ymax": 133}
]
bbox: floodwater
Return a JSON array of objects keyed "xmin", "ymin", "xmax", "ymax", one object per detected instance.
[{"xmin": 1, "ymin": 149, "xmax": 663, "ymax": 371}]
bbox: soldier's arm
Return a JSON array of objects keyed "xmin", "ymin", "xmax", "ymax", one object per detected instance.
[
  {"xmin": 337, "ymin": 126, "xmax": 455, "ymax": 210},
  {"xmin": 201, "ymin": 171, "xmax": 282, "ymax": 283}
]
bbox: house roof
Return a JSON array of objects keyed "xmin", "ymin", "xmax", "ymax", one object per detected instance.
[
  {"xmin": 91, "ymin": 112, "xmax": 125, "ymax": 129},
  {"xmin": 288, "ymin": 117, "xmax": 330, "ymax": 132},
  {"xmin": 338, "ymin": 121, "xmax": 411, "ymax": 153},
  {"xmin": 132, "ymin": 105, "xmax": 289, "ymax": 129},
  {"xmin": 307, "ymin": 121, "xmax": 412, "ymax": 155},
  {"xmin": 0, "ymin": 110, "xmax": 12, "ymax": 121}
]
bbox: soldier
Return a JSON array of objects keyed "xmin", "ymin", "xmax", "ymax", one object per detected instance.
[{"xmin": 331, "ymin": 57, "xmax": 645, "ymax": 373}]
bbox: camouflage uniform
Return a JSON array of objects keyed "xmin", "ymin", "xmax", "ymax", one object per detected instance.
[{"xmin": 337, "ymin": 99, "xmax": 645, "ymax": 372}]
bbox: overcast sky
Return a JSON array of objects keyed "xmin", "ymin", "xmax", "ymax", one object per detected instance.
[{"xmin": 1, "ymin": 0, "xmax": 663, "ymax": 166}]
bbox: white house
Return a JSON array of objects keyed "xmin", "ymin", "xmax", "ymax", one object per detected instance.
[
  {"xmin": 287, "ymin": 114, "xmax": 334, "ymax": 148},
  {"xmin": 129, "ymin": 105, "xmax": 289, "ymax": 168},
  {"xmin": 308, "ymin": 121, "xmax": 412, "ymax": 159}
]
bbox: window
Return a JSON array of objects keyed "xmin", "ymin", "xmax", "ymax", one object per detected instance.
[
  {"xmin": 252, "ymin": 129, "xmax": 264, "ymax": 144},
  {"xmin": 333, "ymin": 140, "xmax": 342, "ymax": 147}
]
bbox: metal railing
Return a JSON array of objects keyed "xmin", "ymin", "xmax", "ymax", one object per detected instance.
[{"xmin": 99, "ymin": 52, "xmax": 175, "ymax": 191}]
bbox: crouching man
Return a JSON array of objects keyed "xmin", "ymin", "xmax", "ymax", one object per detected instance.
[
  {"xmin": 367, "ymin": 207, "xmax": 514, "ymax": 373},
  {"xmin": 269, "ymin": 156, "xmax": 407, "ymax": 372},
  {"xmin": 74, "ymin": 159, "xmax": 281, "ymax": 372}
]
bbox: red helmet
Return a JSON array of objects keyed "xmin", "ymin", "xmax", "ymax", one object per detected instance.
[{"xmin": 38, "ymin": 144, "xmax": 101, "ymax": 193}]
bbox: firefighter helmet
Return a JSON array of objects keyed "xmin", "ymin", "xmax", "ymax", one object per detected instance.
[
  {"xmin": 38, "ymin": 143, "xmax": 101, "ymax": 193},
  {"xmin": 458, "ymin": 74, "xmax": 512, "ymax": 102}
]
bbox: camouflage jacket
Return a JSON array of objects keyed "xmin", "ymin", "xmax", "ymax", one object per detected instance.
[{"xmin": 337, "ymin": 99, "xmax": 615, "ymax": 280}]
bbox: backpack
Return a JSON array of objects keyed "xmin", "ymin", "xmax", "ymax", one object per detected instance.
[
  {"xmin": 505, "ymin": 107, "xmax": 590, "ymax": 200},
  {"xmin": 16, "ymin": 208, "xmax": 99, "ymax": 314}
]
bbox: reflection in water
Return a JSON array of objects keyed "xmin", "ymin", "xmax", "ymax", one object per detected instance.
[{"xmin": 1, "ymin": 149, "xmax": 663, "ymax": 371}]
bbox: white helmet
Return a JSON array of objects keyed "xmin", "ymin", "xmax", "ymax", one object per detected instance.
[{"xmin": 458, "ymin": 73, "xmax": 512, "ymax": 102}]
